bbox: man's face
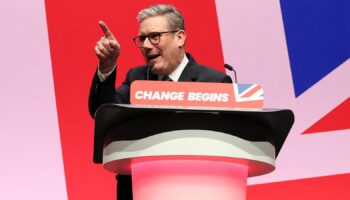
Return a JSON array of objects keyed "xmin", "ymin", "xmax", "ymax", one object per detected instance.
[{"xmin": 138, "ymin": 16, "xmax": 185, "ymax": 75}]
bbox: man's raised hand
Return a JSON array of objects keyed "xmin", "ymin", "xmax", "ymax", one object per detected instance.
[{"xmin": 95, "ymin": 21, "xmax": 120, "ymax": 74}]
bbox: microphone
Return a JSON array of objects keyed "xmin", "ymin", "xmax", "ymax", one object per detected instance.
[
  {"xmin": 224, "ymin": 63, "xmax": 238, "ymax": 83},
  {"xmin": 146, "ymin": 62, "xmax": 154, "ymax": 80}
]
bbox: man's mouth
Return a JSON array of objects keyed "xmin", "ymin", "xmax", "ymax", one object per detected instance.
[{"xmin": 147, "ymin": 53, "xmax": 160, "ymax": 61}]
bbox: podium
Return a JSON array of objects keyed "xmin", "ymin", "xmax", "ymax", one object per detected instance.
[{"xmin": 93, "ymin": 104, "xmax": 294, "ymax": 200}]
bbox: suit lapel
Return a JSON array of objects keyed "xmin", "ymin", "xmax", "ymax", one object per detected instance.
[
  {"xmin": 178, "ymin": 53, "xmax": 198, "ymax": 82},
  {"xmin": 148, "ymin": 72, "xmax": 158, "ymax": 81}
]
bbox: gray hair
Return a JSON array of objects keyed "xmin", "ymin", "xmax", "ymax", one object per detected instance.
[{"xmin": 137, "ymin": 4, "xmax": 185, "ymax": 30}]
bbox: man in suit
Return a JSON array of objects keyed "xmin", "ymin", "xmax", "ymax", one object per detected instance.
[{"xmin": 89, "ymin": 4, "xmax": 232, "ymax": 200}]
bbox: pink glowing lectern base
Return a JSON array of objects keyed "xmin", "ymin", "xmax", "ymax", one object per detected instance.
[{"xmin": 131, "ymin": 160, "xmax": 248, "ymax": 200}]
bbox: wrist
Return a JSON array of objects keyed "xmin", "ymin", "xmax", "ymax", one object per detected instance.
[
  {"xmin": 98, "ymin": 63, "xmax": 116, "ymax": 82},
  {"xmin": 99, "ymin": 60, "xmax": 116, "ymax": 74}
]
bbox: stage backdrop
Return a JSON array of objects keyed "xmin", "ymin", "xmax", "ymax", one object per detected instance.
[{"xmin": 0, "ymin": 0, "xmax": 349, "ymax": 199}]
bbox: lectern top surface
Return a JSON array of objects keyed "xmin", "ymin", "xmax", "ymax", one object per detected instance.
[{"xmin": 114, "ymin": 103, "xmax": 285, "ymax": 113}]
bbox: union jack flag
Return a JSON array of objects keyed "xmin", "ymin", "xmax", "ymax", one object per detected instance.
[{"xmin": 233, "ymin": 84, "xmax": 264, "ymax": 102}]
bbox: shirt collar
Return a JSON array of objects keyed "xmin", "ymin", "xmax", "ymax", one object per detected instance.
[{"xmin": 159, "ymin": 54, "xmax": 189, "ymax": 82}]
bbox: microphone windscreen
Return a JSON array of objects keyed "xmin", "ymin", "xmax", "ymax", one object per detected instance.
[{"xmin": 224, "ymin": 64, "xmax": 233, "ymax": 71}]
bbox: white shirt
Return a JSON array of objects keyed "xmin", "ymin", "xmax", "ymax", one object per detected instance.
[
  {"xmin": 97, "ymin": 54, "xmax": 189, "ymax": 82},
  {"xmin": 158, "ymin": 54, "xmax": 188, "ymax": 82}
]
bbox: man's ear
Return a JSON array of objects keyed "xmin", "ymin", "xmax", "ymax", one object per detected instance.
[{"xmin": 176, "ymin": 30, "xmax": 186, "ymax": 48}]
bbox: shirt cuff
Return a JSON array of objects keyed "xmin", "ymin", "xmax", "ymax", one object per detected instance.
[{"xmin": 97, "ymin": 64, "xmax": 116, "ymax": 82}]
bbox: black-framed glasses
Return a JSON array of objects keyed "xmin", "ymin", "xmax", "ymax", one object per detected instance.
[{"xmin": 133, "ymin": 30, "xmax": 179, "ymax": 48}]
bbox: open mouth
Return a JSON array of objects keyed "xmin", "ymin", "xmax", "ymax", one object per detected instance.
[{"xmin": 148, "ymin": 53, "xmax": 160, "ymax": 61}]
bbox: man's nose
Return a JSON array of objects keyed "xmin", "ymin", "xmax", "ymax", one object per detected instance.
[{"xmin": 142, "ymin": 37, "xmax": 154, "ymax": 49}]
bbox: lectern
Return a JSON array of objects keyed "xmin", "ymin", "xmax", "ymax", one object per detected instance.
[{"xmin": 93, "ymin": 104, "xmax": 294, "ymax": 200}]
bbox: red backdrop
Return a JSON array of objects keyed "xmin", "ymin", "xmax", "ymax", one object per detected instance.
[{"xmin": 45, "ymin": 0, "xmax": 224, "ymax": 199}]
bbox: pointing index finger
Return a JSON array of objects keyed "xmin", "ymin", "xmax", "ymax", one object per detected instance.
[{"xmin": 99, "ymin": 21, "xmax": 115, "ymax": 40}]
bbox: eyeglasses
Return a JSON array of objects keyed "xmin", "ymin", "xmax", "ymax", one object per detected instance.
[{"xmin": 133, "ymin": 30, "xmax": 179, "ymax": 48}]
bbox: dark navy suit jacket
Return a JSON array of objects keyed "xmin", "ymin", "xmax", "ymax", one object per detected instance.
[{"xmin": 89, "ymin": 53, "xmax": 232, "ymax": 117}]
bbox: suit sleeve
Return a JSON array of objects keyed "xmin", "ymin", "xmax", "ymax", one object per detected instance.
[{"xmin": 88, "ymin": 68, "xmax": 132, "ymax": 118}]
